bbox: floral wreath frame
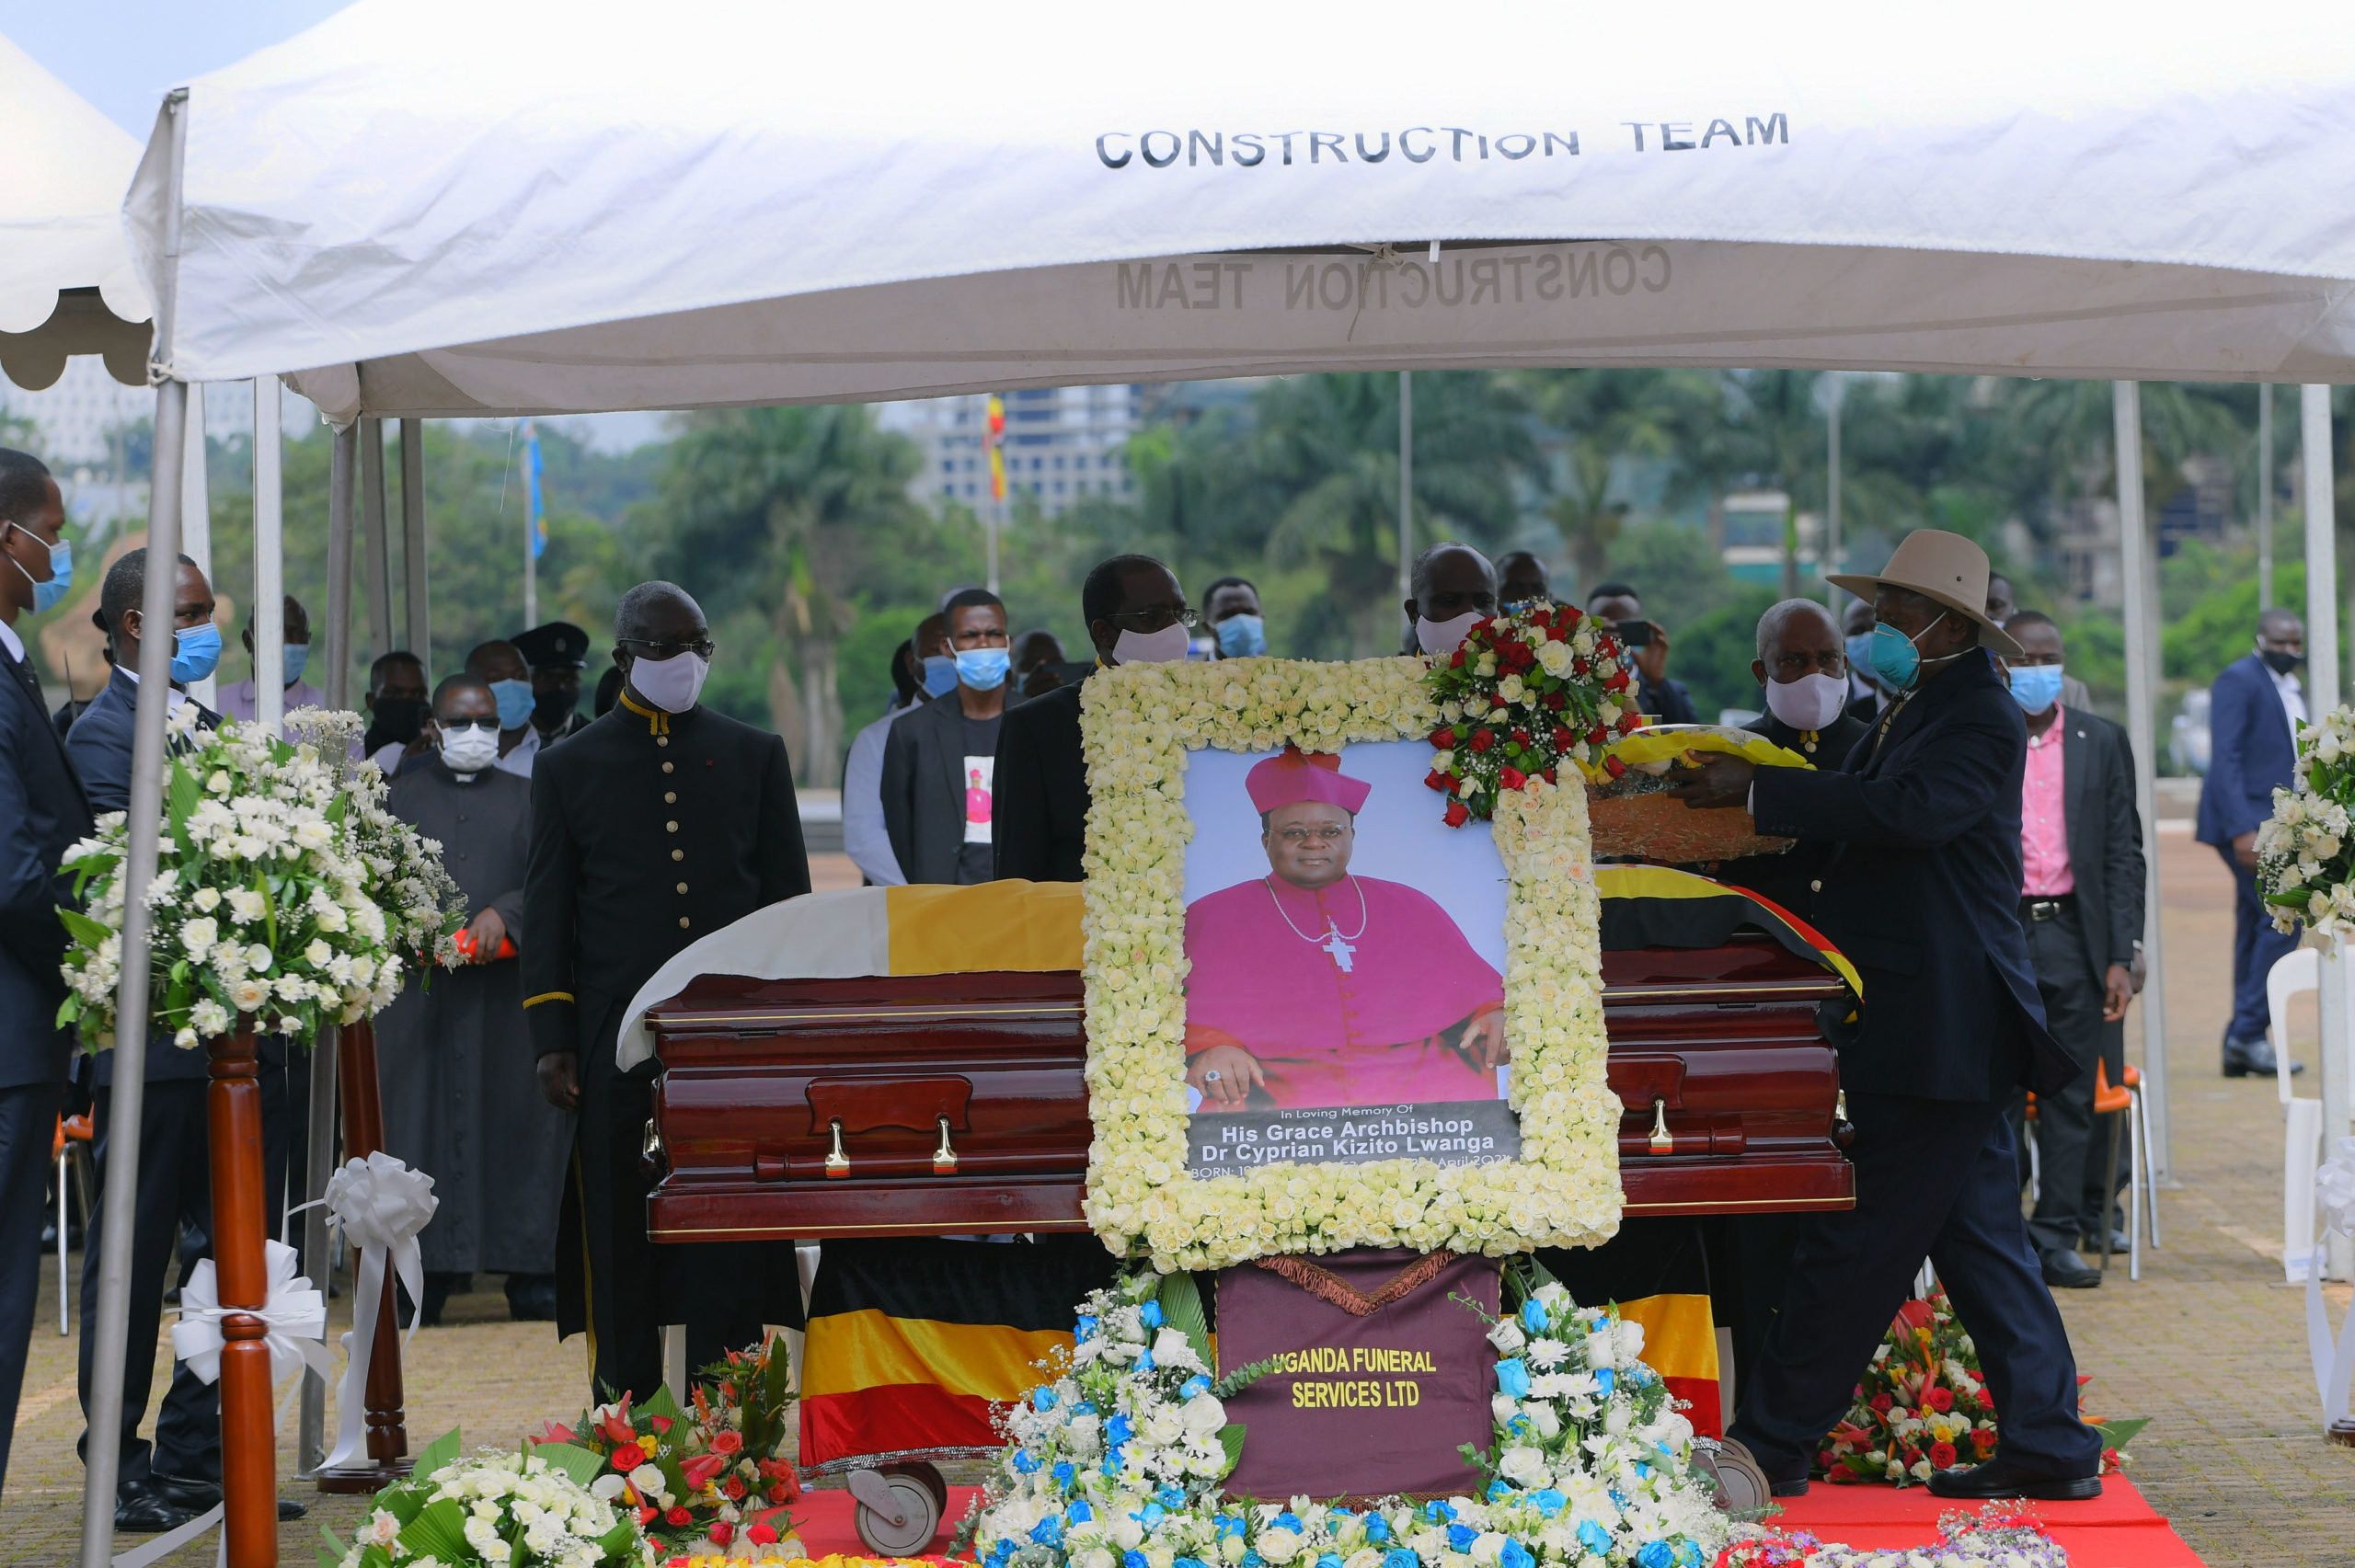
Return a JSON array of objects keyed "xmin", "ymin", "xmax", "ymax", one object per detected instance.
[{"xmin": 1077, "ymin": 656, "xmax": 1622, "ymax": 1272}]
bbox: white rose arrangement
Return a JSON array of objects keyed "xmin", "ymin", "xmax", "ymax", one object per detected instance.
[
  {"xmin": 1078, "ymin": 658, "xmax": 1619, "ymax": 1271},
  {"xmin": 55, "ymin": 705, "xmax": 465, "ymax": 1051},
  {"xmin": 2257, "ymin": 704, "xmax": 2355, "ymax": 941},
  {"xmin": 970, "ymin": 1267, "xmax": 1731, "ymax": 1568},
  {"xmin": 327, "ymin": 1429, "xmax": 649, "ymax": 1568}
]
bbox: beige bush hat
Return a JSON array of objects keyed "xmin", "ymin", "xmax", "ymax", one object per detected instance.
[{"xmin": 1828, "ymin": 528, "xmax": 2023, "ymax": 660}]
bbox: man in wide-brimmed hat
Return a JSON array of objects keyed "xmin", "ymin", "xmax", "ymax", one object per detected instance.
[{"xmin": 1670, "ymin": 528, "xmax": 2104, "ymax": 1503}]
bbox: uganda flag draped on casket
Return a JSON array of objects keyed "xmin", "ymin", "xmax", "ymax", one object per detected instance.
[{"xmin": 798, "ymin": 1236, "xmax": 1117, "ymax": 1471}]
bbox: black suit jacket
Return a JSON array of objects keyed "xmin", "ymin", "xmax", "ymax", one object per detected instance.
[
  {"xmin": 1703, "ymin": 708, "xmax": 1876, "ymax": 915},
  {"xmin": 1, "ymin": 637, "xmax": 95, "ymax": 1092},
  {"xmin": 1752, "ymin": 651, "xmax": 2072, "ymax": 1102},
  {"xmin": 993, "ymin": 680, "xmax": 1087, "ymax": 883},
  {"xmin": 523, "ymin": 698, "xmax": 809, "ymax": 1067},
  {"xmin": 880, "ymin": 694, "xmax": 999, "ymax": 885},
  {"xmin": 2048, "ymin": 708, "xmax": 2145, "ymax": 995},
  {"xmin": 67, "ymin": 668, "xmax": 219, "ymax": 1085}
]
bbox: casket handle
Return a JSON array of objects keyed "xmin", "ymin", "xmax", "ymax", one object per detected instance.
[
  {"xmin": 825, "ymin": 1118, "xmax": 851, "ymax": 1179},
  {"xmin": 1648, "ymin": 1097, "xmax": 1673, "ymax": 1155},
  {"xmin": 933, "ymin": 1116, "xmax": 959, "ymax": 1175}
]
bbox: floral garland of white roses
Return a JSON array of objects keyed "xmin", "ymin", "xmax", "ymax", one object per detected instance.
[
  {"xmin": 1077, "ymin": 658, "xmax": 1620, "ymax": 1271},
  {"xmin": 2257, "ymin": 704, "xmax": 2355, "ymax": 942},
  {"xmin": 969, "ymin": 1266, "xmax": 1729, "ymax": 1568},
  {"xmin": 56, "ymin": 704, "xmax": 465, "ymax": 1050}
]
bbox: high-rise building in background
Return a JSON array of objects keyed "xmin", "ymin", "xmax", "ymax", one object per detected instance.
[
  {"xmin": 0, "ymin": 354, "xmax": 146, "ymax": 465},
  {"xmin": 880, "ymin": 385, "xmax": 1141, "ymax": 514}
]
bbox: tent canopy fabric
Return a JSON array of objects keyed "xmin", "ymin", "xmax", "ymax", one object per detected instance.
[
  {"xmin": 1, "ymin": 32, "xmax": 153, "ymax": 390},
  {"xmin": 130, "ymin": 0, "xmax": 2355, "ymax": 418}
]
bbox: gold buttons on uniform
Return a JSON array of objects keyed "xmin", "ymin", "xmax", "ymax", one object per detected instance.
[
  {"xmin": 657, "ymin": 736, "xmax": 668, "ymax": 747},
  {"xmin": 661, "ymin": 761, "xmax": 674, "ymax": 773},
  {"xmin": 672, "ymin": 849, "xmax": 684, "ymax": 861},
  {"xmin": 1809, "ymin": 879, "xmax": 1823, "ymax": 892},
  {"xmin": 676, "ymin": 882, "xmax": 688, "ymax": 894},
  {"xmin": 664, "ymin": 791, "xmax": 676, "ymax": 803},
  {"xmin": 678, "ymin": 916, "xmax": 691, "ymax": 929},
  {"xmin": 665, "ymin": 820, "xmax": 678, "ymax": 832}
]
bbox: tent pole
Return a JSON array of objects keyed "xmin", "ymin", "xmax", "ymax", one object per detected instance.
[
  {"xmin": 2113, "ymin": 381, "xmax": 2174, "ymax": 1186},
  {"xmin": 2258, "ymin": 386, "xmax": 2274, "ymax": 612},
  {"xmin": 77, "ymin": 87, "xmax": 190, "ymax": 1568},
  {"xmin": 360, "ymin": 416, "xmax": 393, "ymax": 658},
  {"xmin": 2303, "ymin": 383, "xmax": 2350, "ymax": 1282},
  {"xmin": 181, "ymin": 385, "xmax": 214, "ymax": 709},
  {"xmin": 1397, "ymin": 371, "xmax": 1412, "ymax": 638},
  {"xmin": 325, "ymin": 426, "xmax": 359, "ymax": 707},
  {"xmin": 253, "ymin": 381, "xmax": 284, "ymax": 732},
  {"xmin": 400, "ymin": 418, "xmax": 429, "ymax": 667},
  {"xmin": 1824, "ymin": 374, "xmax": 1844, "ymax": 604}
]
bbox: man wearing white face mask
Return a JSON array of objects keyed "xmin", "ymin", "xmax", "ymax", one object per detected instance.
[
  {"xmin": 1403, "ymin": 542, "xmax": 1499, "ymax": 658},
  {"xmin": 994, "ymin": 554, "xmax": 1191, "ymax": 882},
  {"xmin": 524, "ymin": 580, "xmax": 810, "ymax": 1404},
  {"xmin": 882, "ymin": 588, "xmax": 1016, "ymax": 885}
]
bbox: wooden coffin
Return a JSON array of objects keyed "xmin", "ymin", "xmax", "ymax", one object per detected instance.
[{"xmin": 643, "ymin": 933, "xmax": 1852, "ymax": 1243}]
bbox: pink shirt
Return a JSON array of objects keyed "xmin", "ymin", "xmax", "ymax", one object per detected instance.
[{"xmin": 2020, "ymin": 708, "xmax": 2073, "ymax": 897}]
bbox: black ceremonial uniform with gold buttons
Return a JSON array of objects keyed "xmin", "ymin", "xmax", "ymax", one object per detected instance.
[{"xmin": 523, "ymin": 689, "xmax": 810, "ymax": 1400}]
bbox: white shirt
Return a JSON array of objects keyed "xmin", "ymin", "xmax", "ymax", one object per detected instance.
[
  {"xmin": 842, "ymin": 699, "xmax": 913, "ymax": 886},
  {"xmin": 218, "ymin": 675, "xmax": 328, "ymax": 722},
  {"xmin": 117, "ymin": 665, "xmax": 188, "ymax": 710},
  {"xmin": 0, "ymin": 618, "xmax": 22, "ymax": 663},
  {"xmin": 2272, "ymin": 664, "xmax": 2308, "ymax": 735}
]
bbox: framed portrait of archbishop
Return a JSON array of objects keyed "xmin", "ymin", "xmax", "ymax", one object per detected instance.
[{"xmin": 1076, "ymin": 656, "xmax": 1621, "ymax": 1271}]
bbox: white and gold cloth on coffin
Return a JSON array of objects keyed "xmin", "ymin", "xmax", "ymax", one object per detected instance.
[{"xmin": 615, "ymin": 880, "xmax": 1085, "ymax": 1070}]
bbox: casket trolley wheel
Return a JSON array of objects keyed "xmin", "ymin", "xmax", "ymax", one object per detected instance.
[{"xmin": 845, "ymin": 1462, "xmax": 946, "ymax": 1556}]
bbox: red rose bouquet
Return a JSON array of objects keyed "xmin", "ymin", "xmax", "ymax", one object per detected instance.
[
  {"xmin": 546, "ymin": 1333, "xmax": 804, "ymax": 1553},
  {"xmin": 1818, "ymin": 1289, "xmax": 2143, "ymax": 1487},
  {"xmin": 1422, "ymin": 605, "xmax": 1641, "ymax": 826}
]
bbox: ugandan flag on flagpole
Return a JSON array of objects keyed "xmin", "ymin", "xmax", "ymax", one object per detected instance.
[{"xmin": 798, "ymin": 1236, "xmax": 1116, "ymax": 1471}]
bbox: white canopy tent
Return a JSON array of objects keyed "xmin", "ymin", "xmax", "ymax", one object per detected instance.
[{"xmin": 85, "ymin": 5, "xmax": 2355, "ymax": 1558}]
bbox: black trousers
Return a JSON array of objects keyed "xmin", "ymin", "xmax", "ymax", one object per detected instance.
[
  {"xmin": 1729, "ymin": 1091, "xmax": 2102, "ymax": 1481},
  {"xmin": 2223, "ymin": 845, "xmax": 2298, "ymax": 1043},
  {"xmin": 0, "ymin": 1080, "xmax": 63, "ymax": 1495},
  {"xmin": 76, "ymin": 1080, "xmax": 218, "ymax": 1493},
  {"xmin": 569, "ymin": 1042, "xmax": 785, "ymax": 1404},
  {"xmin": 2006, "ymin": 906, "xmax": 2124, "ymax": 1254}
]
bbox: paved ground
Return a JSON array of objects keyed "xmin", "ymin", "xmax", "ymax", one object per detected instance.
[{"xmin": 6, "ymin": 840, "xmax": 2351, "ymax": 1565}]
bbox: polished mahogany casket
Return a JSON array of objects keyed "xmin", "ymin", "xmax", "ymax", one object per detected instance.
[{"xmin": 642, "ymin": 933, "xmax": 1852, "ymax": 1242}]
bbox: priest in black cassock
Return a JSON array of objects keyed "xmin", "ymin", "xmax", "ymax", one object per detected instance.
[
  {"xmin": 525, "ymin": 582, "xmax": 810, "ymax": 1402},
  {"xmin": 376, "ymin": 674, "xmax": 569, "ymax": 1326}
]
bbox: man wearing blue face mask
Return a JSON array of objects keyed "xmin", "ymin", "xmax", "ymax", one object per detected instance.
[
  {"xmin": 843, "ymin": 614, "xmax": 946, "ymax": 887},
  {"xmin": 2000, "ymin": 612, "xmax": 2143, "ymax": 1288},
  {"xmin": 219, "ymin": 595, "xmax": 326, "ymax": 724},
  {"xmin": 882, "ymin": 588, "xmax": 1014, "ymax": 884},
  {"xmin": 1203, "ymin": 576, "xmax": 1267, "ymax": 659},
  {"xmin": 1668, "ymin": 529, "xmax": 2102, "ymax": 1505},
  {"xmin": 465, "ymin": 638, "xmax": 541, "ymax": 780}
]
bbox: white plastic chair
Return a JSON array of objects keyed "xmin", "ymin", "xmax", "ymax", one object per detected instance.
[{"xmin": 2269, "ymin": 946, "xmax": 2326, "ymax": 1283}]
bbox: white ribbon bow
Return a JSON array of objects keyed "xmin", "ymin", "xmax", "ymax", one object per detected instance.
[
  {"xmin": 2305, "ymin": 1139, "xmax": 2355, "ymax": 1429},
  {"xmin": 316, "ymin": 1151, "xmax": 437, "ymax": 1472},
  {"xmin": 170, "ymin": 1237, "xmax": 332, "ymax": 1386}
]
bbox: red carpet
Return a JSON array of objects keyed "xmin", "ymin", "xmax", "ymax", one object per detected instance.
[
  {"xmin": 1775, "ymin": 1476, "xmax": 2203, "ymax": 1566},
  {"xmin": 793, "ymin": 1477, "xmax": 2202, "ymax": 1565}
]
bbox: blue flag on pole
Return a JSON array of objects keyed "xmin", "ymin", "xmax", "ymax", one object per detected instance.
[{"xmin": 524, "ymin": 420, "xmax": 546, "ymax": 560}]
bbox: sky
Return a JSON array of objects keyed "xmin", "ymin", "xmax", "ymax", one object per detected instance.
[{"xmin": 0, "ymin": 0, "xmax": 664, "ymax": 452}]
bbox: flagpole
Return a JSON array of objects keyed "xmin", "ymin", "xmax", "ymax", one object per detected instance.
[{"xmin": 522, "ymin": 420, "xmax": 538, "ymax": 626}]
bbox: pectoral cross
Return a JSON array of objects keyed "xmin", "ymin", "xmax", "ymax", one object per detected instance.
[{"xmin": 1321, "ymin": 924, "xmax": 1357, "ymax": 973}]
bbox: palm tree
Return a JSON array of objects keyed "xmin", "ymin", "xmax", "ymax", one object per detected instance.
[
  {"xmin": 653, "ymin": 406, "xmax": 924, "ymax": 784},
  {"xmin": 1250, "ymin": 373, "xmax": 1534, "ymax": 655},
  {"xmin": 1513, "ymin": 370, "xmax": 1684, "ymax": 594}
]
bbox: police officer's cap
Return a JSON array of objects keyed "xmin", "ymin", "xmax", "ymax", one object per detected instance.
[{"xmin": 513, "ymin": 621, "xmax": 590, "ymax": 670}]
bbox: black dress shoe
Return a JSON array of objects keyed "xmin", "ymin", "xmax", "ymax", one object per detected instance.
[
  {"xmin": 114, "ymin": 1486, "xmax": 198, "ymax": 1533},
  {"xmin": 504, "ymin": 1272, "xmax": 558, "ymax": 1322},
  {"xmin": 151, "ymin": 1471, "xmax": 221, "ymax": 1510},
  {"xmin": 2223, "ymin": 1036, "xmax": 2302, "ymax": 1077},
  {"xmin": 2081, "ymin": 1229, "xmax": 2132, "ymax": 1254},
  {"xmin": 2039, "ymin": 1248, "xmax": 2102, "ymax": 1288},
  {"xmin": 278, "ymin": 1495, "xmax": 309, "ymax": 1520},
  {"xmin": 1927, "ymin": 1457, "xmax": 2100, "ymax": 1501}
]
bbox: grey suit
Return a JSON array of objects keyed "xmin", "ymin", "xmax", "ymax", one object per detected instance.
[{"xmin": 879, "ymin": 694, "xmax": 1000, "ymax": 885}]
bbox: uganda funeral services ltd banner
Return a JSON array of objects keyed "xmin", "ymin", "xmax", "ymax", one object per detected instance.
[{"xmin": 1078, "ymin": 657, "xmax": 1620, "ymax": 1272}]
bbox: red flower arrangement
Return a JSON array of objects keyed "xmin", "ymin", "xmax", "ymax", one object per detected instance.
[
  {"xmin": 552, "ymin": 1333, "xmax": 805, "ymax": 1552},
  {"xmin": 1422, "ymin": 605, "xmax": 1642, "ymax": 826},
  {"xmin": 1817, "ymin": 1288, "xmax": 2144, "ymax": 1487}
]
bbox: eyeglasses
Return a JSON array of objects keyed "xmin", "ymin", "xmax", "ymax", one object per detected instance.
[
  {"xmin": 438, "ymin": 719, "xmax": 497, "ymax": 735},
  {"xmin": 1275, "ymin": 823, "xmax": 1349, "ymax": 846},
  {"xmin": 619, "ymin": 636, "xmax": 715, "ymax": 661},
  {"xmin": 1105, "ymin": 606, "xmax": 1199, "ymax": 633}
]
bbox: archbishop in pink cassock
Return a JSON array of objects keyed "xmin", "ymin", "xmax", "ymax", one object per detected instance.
[{"xmin": 1183, "ymin": 748, "xmax": 1505, "ymax": 1110}]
